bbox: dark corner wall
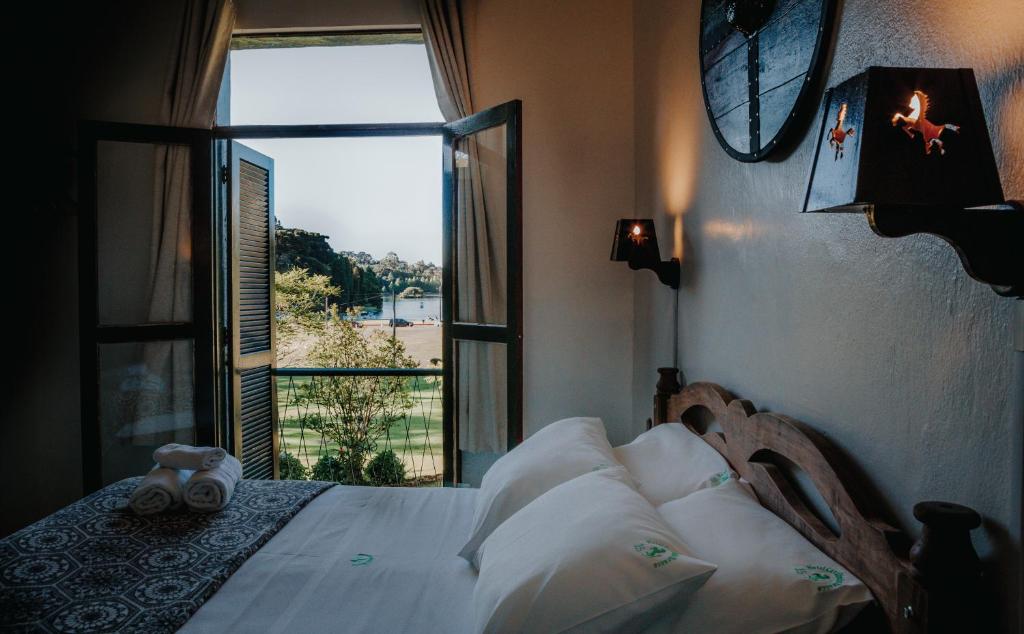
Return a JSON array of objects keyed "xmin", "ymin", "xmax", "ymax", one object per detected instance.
[
  {"xmin": 5, "ymin": 4, "xmax": 92, "ymax": 536},
  {"xmin": 5, "ymin": 1, "xmax": 194, "ymax": 537},
  {"xmin": 631, "ymin": 0, "xmax": 1023, "ymax": 630}
]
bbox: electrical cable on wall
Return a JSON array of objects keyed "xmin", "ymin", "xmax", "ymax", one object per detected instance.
[{"xmin": 673, "ymin": 285, "xmax": 680, "ymax": 372}]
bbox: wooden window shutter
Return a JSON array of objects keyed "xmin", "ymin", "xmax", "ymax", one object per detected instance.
[{"xmin": 229, "ymin": 142, "xmax": 278, "ymax": 479}]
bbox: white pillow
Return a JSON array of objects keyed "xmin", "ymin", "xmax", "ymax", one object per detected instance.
[
  {"xmin": 613, "ymin": 423, "xmax": 732, "ymax": 505},
  {"xmin": 651, "ymin": 478, "xmax": 874, "ymax": 634},
  {"xmin": 473, "ymin": 466, "xmax": 717, "ymax": 633},
  {"xmin": 459, "ymin": 416, "xmax": 620, "ymax": 564}
]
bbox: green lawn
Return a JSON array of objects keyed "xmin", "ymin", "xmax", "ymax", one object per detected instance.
[{"xmin": 276, "ymin": 375, "xmax": 444, "ymax": 483}]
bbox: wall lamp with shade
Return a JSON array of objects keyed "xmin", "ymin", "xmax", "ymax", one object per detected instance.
[
  {"xmin": 612, "ymin": 219, "xmax": 683, "ymax": 414},
  {"xmin": 610, "ymin": 219, "xmax": 680, "ymax": 289},
  {"xmin": 803, "ymin": 66, "xmax": 1022, "ymax": 297}
]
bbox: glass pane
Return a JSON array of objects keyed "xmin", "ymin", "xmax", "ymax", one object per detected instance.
[
  {"xmin": 228, "ymin": 40, "xmax": 443, "ymax": 125},
  {"xmin": 455, "ymin": 125, "xmax": 507, "ymax": 324},
  {"xmin": 98, "ymin": 340, "xmax": 195, "ymax": 485},
  {"xmin": 456, "ymin": 339, "xmax": 507, "ymax": 454},
  {"xmin": 97, "ymin": 140, "xmax": 193, "ymax": 325},
  {"xmin": 246, "ymin": 136, "xmax": 444, "ymax": 369}
]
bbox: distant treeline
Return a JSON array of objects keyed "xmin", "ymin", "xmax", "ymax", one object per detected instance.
[{"xmin": 275, "ymin": 225, "xmax": 441, "ymax": 311}]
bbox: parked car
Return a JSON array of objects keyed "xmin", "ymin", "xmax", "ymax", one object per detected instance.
[{"xmin": 386, "ymin": 318, "xmax": 413, "ymax": 327}]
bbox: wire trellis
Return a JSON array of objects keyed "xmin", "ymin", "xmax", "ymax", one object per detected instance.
[{"xmin": 276, "ymin": 369, "xmax": 443, "ymax": 487}]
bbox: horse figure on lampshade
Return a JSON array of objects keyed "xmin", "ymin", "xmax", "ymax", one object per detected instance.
[
  {"xmin": 827, "ymin": 102, "xmax": 855, "ymax": 160},
  {"xmin": 891, "ymin": 90, "xmax": 960, "ymax": 156}
]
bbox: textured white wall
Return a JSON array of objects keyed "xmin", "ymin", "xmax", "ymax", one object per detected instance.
[
  {"xmin": 632, "ymin": 0, "xmax": 1024, "ymax": 629},
  {"xmin": 466, "ymin": 0, "xmax": 637, "ymax": 447}
]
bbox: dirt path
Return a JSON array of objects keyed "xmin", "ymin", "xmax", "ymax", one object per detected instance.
[{"xmin": 277, "ymin": 323, "xmax": 442, "ymax": 368}]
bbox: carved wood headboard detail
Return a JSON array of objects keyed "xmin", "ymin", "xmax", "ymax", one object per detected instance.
[{"xmin": 654, "ymin": 381, "xmax": 927, "ymax": 634}]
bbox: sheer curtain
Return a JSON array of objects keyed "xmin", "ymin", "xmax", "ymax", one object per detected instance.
[
  {"xmin": 421, "ymin": 0, "xmax": 507, "ymax": 454},
  {"xmin": 131, "ymin": 0, "xmax": 235, "ymax": 445},
  {"xmin": 421, "ymin": 0, "xmax": 473, "ymax": 121}
]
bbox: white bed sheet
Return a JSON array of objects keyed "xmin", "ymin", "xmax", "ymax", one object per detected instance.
[
  {"xmin": 182, "ymin": 484, "xmax": 859, "ymax": 634},
  {"xmin": 182, "ymin": 485, "xmax": 479, "ymax": 634}
]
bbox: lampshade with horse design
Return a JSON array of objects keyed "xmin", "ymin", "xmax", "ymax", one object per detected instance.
[{"xmin": 803, "ymin": 67, "xmax": 1004, "ymax": 212}]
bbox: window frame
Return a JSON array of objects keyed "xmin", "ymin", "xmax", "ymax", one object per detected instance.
[
  {"xmin": 77, "ymin": 120, "xmax": 217, "ymax": 493},
  {"xmin": 218, "ymin": 29, "xmax": 460, "ymax": 481},
  {"xmin": 213, "ymin": 123, "xmax": 447, "ymax": 477},
  {"xmin": 217, "ymin": 39, "xmax": 520, "ymax": 485}
]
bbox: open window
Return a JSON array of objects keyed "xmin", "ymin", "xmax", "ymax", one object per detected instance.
[
  {"xmin": 80, "ymin": 102, "xmax": 521, "ymax": 487},
  {"xmin": 443, "ymin": 101, "xmax": 523, "ymax": 483},
  {"xmin": 78, "ymin": 122, "xmax": 216, "ymax": 491}
]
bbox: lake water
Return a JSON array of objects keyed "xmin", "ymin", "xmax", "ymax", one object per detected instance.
[{"xmin": 359, "ymin": 295, "xmax": 441, "ymax": 322}]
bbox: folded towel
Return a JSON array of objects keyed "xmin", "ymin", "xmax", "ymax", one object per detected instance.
[
  {"xmin": 129, "ymin": 465, "xmax": 193, "ymax": 515},
  {"xmin": 154, "ymin": 443, "xmax": 227, "ymax": 471},
  {"xmin": 184, "ymin": 454, "xmax": 243, "ymax": 512}
]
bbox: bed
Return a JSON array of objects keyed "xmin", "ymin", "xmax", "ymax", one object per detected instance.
[
  {"xmin": 182, "ymin": 485, "xmax": 479, "ymax": 632},
  {"xmin": 2, "ymin": 379, "xmax": 955, "ymax": 633}
]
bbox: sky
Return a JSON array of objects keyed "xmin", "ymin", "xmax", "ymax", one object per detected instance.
[{"xmin": 230, "ymin": 44, "xmax": 445, "ymax": 264}]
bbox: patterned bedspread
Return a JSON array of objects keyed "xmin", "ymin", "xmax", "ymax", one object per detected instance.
[{"xmin": 0, "ymin": 478, "xmax": 335, "ymax": 633}]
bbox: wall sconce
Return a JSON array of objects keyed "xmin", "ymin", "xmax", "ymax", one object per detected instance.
[
  {"xmin": 610, "ymin": 219, "xmax": 680, "ymax": 289},
  {"xmin": 803, "ymin": 67, "xmax": 1022, "ymax": 297}
]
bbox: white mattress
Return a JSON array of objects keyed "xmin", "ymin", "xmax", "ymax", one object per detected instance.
[{"xmin": 182, "ymin": 485, "xmax": 479, "ymax": 634}]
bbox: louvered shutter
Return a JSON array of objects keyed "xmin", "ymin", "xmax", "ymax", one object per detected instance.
[{"xmin": 229, "ymin": 142, "xmax": 278, "ymax": 479}]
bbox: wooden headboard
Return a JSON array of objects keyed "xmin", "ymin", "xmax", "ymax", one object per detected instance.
[{"xmin": 653, "ymin": 380, "xmax": 929, "ymax": 634}]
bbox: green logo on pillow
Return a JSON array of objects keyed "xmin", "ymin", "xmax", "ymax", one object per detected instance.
[
  {"xmin": 633, "ymin": 541, "xmax": 679, "ymax": 568},
  {"xmin": 591, "ymin": 462, "xmax": 611, "ymax": 472},
  {"xmin": 708, "ymin": 471, "xmax": 733, "ymax": 486},
  {"xmin": 351, "ymin": 553, "xmax": 374, "ymax": 567},
  {"xmin": 794, "ymin": 565, "xmax": 844, "ymax": 592}
]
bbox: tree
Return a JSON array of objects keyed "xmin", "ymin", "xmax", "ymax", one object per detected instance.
[
  {"xmin": 279, "ymin": 452, "xmax": 308, "ymax": 480},
  {"xmin": 277, "ymin": 267, "xmax": 417, "ymax": 485},
  {"xmin": 275, "ymin": 226, "xmax": 383, "ymax": 309},
  {"xmin": 377, "ymin": 251, "xmax": 401, "ymax": 272},
  {"xmin": 298, "ymin": 319, "xmax": 417, "ymax": 484},
  {"xmin": 275, "ymin": 227, "xmax": 336, "ymax": 276},
  {"xmin": 365, "ymin": 449, "xmax": 406, "ymax": 486},
  {"xmin": 274, "ymin": 267, "xmax": 338, "ymax": 337}
]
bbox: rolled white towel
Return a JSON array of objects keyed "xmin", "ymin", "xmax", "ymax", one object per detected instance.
[
  {"xmin": 153, "ymin": 443, "xmax": 227, "ymax": 471},
  {"xmin": 129, "ymin": 465, "xmax": 193, "ymax": 515},
  {"xmin": 184, "ymin": 454, "xmax": 243, "ymax": 512}
]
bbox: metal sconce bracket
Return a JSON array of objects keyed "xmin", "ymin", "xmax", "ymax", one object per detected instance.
[
  {"xmin": 802, "ymin": 68, "xmax": 1018, "ymax": 298},
  {"xmin": 611, "ymin": 219, "xmax": 680, "ymax": 289},
  {"xmin": 628, "ymin": 256, "xmax": 681, "ymax": 290},
  {"xmin": 862, "ymin": 201, "xmax": 1023, "ymax": 298}
]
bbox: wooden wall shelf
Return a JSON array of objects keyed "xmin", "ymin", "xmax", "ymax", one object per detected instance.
[{"xmin": 860, "ymin": 201, "xmax": 1023, "ymax": 298}]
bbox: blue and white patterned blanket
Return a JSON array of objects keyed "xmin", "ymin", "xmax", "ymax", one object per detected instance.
[{"xmin": 0, "ymin": 477, "xmax": 335, "ymax": 633}]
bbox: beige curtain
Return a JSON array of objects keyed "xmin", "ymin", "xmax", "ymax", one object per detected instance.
[
  {"xmin": 132, "ymin": 0, "xmax": 235, "ymax": 445},
  {"xmin": 421, "ymin": 0, "xmax": 473, "ymax": 120},
  {"xmin": 422, "ymin": 0, "xmax": 508, "ymax": 454}
]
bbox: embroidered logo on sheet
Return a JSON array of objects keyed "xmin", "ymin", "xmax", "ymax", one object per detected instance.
[
  {"xmin": 794, "ymin": 565, "xmax": 845, "ymax": 592},
  {"xmin": 707, "ymin": 471, "xmax": 733, "ymax": 487},
  {"xmin": 351, "ymin": 553, "xmax": 374, "ymax": 567},
  {"xmin": 633, "ymin": 541, "xmax": 679, "ymax": 568}
]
